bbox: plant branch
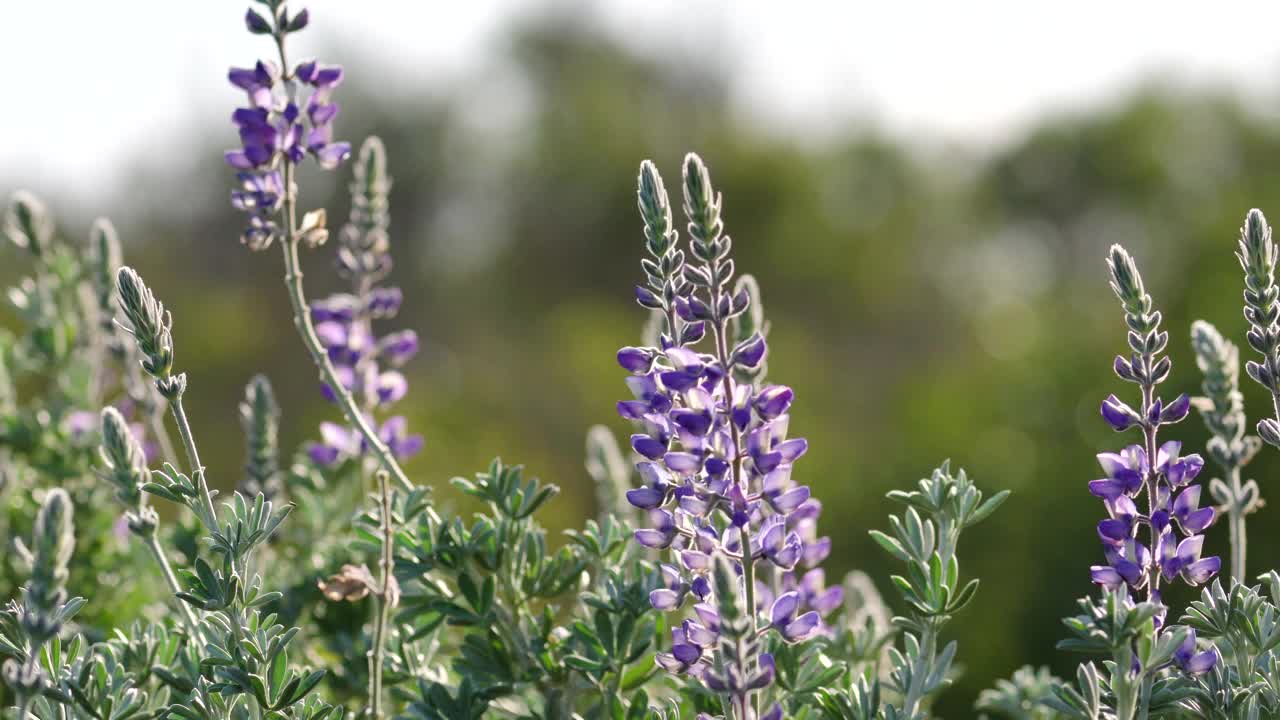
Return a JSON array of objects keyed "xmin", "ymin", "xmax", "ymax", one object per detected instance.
[
  {"xmin": 368, "ymin": 470, "xmax": 395, "ymax": 719},
  {"xmin": 170, "ymin": 392, "xmax": 219, "ymax": 529},
  {"xmin": 143, "ymin": 532, "xmax": 202, "ymax": 637}
]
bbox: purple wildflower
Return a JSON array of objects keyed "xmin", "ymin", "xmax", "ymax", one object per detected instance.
[
  {"xmin": 305, "ymin": 138, "xmax": 422, "ymax": 468},
  {"xmin": 1173, "ymin": 629, "xmax": 1218, "ymax": 674},
  {"xmin": 615, "ymin": 155, "xmax": 832, "ymax": 712},
  {"xmin": 1090, "ymin": 244, "xmax": 1220, "ymax": 675},
  {"xmin": 224, "ymin": 7, "xmax": 349, "ymax": 250}
]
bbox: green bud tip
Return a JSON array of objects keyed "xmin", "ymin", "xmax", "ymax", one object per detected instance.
[
  {"xmin": 637, "ymin": 160, "xmax": 672, "ymax": 226},
  {"xmin": 100, "ymin": 406, "xmax": 146, "ymax": 476},
  {"xmin": 116, "ymin": 266, "xmax": 174, "ymax": 377},
  {"xmin": 681, "ymin": 152, "xmax": 723, "ymax": 243},
  {"xmin": 33, "ymin": 488, "xmax": 75, "ymax": 575},
  {"xmin": 4, "ymin": 190, "xmax": 53, "ymax": 255},
  {"xmin": 1106, "ymin": 244, "xmax": 1145, "ymax": 304},
  {"xmin": 89, "ymin": 219, "xmax": 122, "ymax": 276},
  {"xmin": 1240, "ymin": 208, "xmax": 1275, "ymax": 275}
]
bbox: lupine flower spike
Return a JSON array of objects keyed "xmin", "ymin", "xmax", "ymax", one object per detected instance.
[
  {"xmin": 617, "ymin": 154, "xmax": 835, "ymax": 715},
  {"xmin": 1093, "ymin": 245, "xmax": 1219, "ymax": 601},
  {"xmin": 305, "ymin": 137, "xmax": 422, "ymax": 469},
  {"xmin": 1190, "ymin": 320, "xmax": 1261, "ymax": 582},
  {"xmin": 225, "ymin": 4, "xmax": 349, "ymax": 250},
  {"xmin": 1238, "ymin": 209, "xmax": 1280, "ymax": 447}
]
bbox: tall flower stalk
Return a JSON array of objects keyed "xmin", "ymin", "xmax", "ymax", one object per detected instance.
[
  {"xmin": 85, "ymin": 218, "xmax": 179, "ymax": 466},
  {"xmin": 97, "ymin": 406, "xmax": 201, "ymax": 637},
  {"xmin": 1080, "ymin": 245, "xmax": 1221, "ymax": 719},
  {"xmin": 223, "ymin": 0, "xmax": 419, "ymax": 497},
  {"xmin": 116, "ymin": 266, "xmax": 219, "ymax": 529},
  {"xmin": 1094, "ymin": 245, "xmax": 1219, "ymax": 604},
  {"xmin": 1190, "ymin": 320, "xmax": 1261, "ymax": 583},
  {"xmin": 2, "ymin": 489, "xmax": 77, "ymax": 718},
  {"xmin": 223, "ymin": 8, "xmax": 423, "ymax": 716},
  {"xmin": 115, "ymin": 267, "xmax": 333, "ymax": 720},
  {"xmin": 304, "ymin": 136, "xmax": 422, "ymax": 472},
  {"xmin": 239, "ymin": 374, "xmax": 282, "ymax": 500},
  {"xmin": 617, "ymin": 154, "xmax": 831, "ymax": 719},
  {"xmin": 1238, "ymin": 208, "xmax": 1280, "ymax": 449}
]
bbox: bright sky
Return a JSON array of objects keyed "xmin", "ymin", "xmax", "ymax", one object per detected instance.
[{"xmin": 5, "ymin": 1, "xmax": 1280, "ymax": 198}]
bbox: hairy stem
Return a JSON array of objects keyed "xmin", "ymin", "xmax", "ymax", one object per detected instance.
[
  {"xmin": 367, "ymin": 471, "xmax": 394, "ymax": 719},
  {"xmin": 277, "ymin": 164, "xmax": 415, "ymax": 496},
  {"xmin": 16, "ymin": 642, "xmax": 42, "ymax": 719},
  {"xmin": 712, "ymin": 308, "xmax": 756, "ymax": 720},
  {"xmin": 143, "ymin": 532, "xmax": 202, "ymax": 637},
  {"xmin": 1228, "ymin": 467, "xmax": 1247, "ymax": 582},
  {"xmin": 170, "ymin": 392, "xmax": 218, "ymax": 529},
  {"xmin": 1140, "ymin": 384, "xmax": 1160, "ymax": 605},
  {"xmin": 147, "ymin": 406, "xmax": 180, "ymax": 469},
  {"xmin": 271, "ymin": 20, "xmax": 424, "ymax": 506},
  {"xmin": 1271, "ymin": 392, "xmax": 1280, "ymax": 434},
  {"xmin": 900, "ymin": 622, "xmax": 937, "ymax": 718}
]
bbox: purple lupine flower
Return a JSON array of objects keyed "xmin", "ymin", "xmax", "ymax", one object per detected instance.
[
  {"xmin": 380, "ymin": 416, "xmax": 423, "ymax": 459},
  {"xmin": 1090, "ymin": 539, "xmax": 1149, "ymax": 590},
  {"xmin": 1100, "ymin": 394, "xmax": 1140, "ymax": 431},
  {"xmin": 626, "ymin": 462, "xmax": 671, "ymax": 509},
  {"xmin": 1096, "ymin": 495, "xmax": 1138, "ymax": 545},
  {"xmin": 1087, "ymin": 438, "xmax": 1214, "ymax": 590},
  {"xmin": 65, "ymin": 410, "xmax": 99, "ymax": 441},
  {"xmin": 1090, "ymin": 244, "xmax": 1221, "ymax": 676},
  {"xmin": 1171, "ymin": 486, "xmax": 1214, "ymax": 534},
  {"xmin": 228, "ymin": 61, "xmax": 276, "ymax": 109},
  {"xmin": 303, "ymin": 136, "xmax": 423, "ymax": 468},
  {"xmin": 378, "ymin": 330, "xmax": 419, "ymax": 366},
  {"xmin": 307, "ymin": 421, "xmax": 360, "ymax": 466},
  {"xmin": 1174, "ymin": 629, "xmax": 1218, "ymax": 674},
  {"xmin": 754, "ymin": 385, "xmax": 794, "ymax": 420},
  {"xmin": 755, "ymin": 566, "xmax": 845, "ymax": 637},
  {"xmin": 635, "ymin": 509, "xmax": 677, "ymax": 549},
  {"xmin": 1159, "ymin": 442, "xmax": 1205, "ymax": 487},
  {"xmin": 650, "ymin": 564, "xmax": 690, "ymax": 611},
  {"xmin": 654, "ymin": 622, "xmax": 710, "ymax": 675},
  {"xmin": 615, "ymin": 156, "xmax": 833, "ymax": 710},
  {"xmin": 1088, "ymin": 446, "xmax": 1146, "ymax": 500},
  {"xmin": 768, "ymin": 592, "xmax": 820, "ymax": 642},
  {"xmin": 224, "ymin": 8, "xmax": 349, "ymax": 249}
]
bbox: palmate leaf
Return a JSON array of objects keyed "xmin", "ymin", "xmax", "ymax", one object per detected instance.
[
  {"xmin": 450, "ymin": 458, "xmax": 558, "ymax": 521},
  {"xmin": 207, "ymin": 491, "xmax": 293, "ymax": 561}
]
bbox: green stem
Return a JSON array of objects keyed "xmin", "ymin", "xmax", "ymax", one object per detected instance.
[
  {"xmin": 367, "ymin": 471, "xmax": 394, "ymax": 719},
  {"xmin": 900, "ymin": 621, "xmax": 937, "ymax": 718},
  {"xmin": 713, "ymin": 309, "xmax": 756, "ymax": 718},
  {"xmin": 16, "ymin": 645, "xmax": 42, "ymax": 719},
  {"xmin": 147, "ymin": 405, "xmax": 180, "ymax": 469},
  {"xmin": 1228, "ymin": 467, "xmax": 1247, "ymax": 583},
  {"xmin": 268, "ymin": 26, "xmax": 424, "ymax": 506},
  {"xmin": 1135, "ymin": 672, "xmax": 1152, "ymax": 720},
  {"xmin": 170, "ymin": 392, "xmax": 218, "ymax": 529},
  {"xmin": 277, "ymin": 163, "xmax": 417, "ymax": 498},
  {"xmin": 143, "ymin": 532, "xmax": 202, "ymax": 637},
  {"xmin": 1140, "ymin": 383, "xmax": 1160, "ymax": 606}
]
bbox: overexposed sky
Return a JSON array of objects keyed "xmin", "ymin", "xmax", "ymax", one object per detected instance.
[{"xmin": 5, "ymin": 1, "xmax": 1280, "ymax": 198}]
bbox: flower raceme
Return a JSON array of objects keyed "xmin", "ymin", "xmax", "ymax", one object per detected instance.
[
  {"xmin": 223, "ymin": 5, "xmax": 351, "ymax": 250},
  {"xmin": 615, "ymin": 155, "xmax": 836, "ymax": 712},
  {"xmin": 1090, "ymin": 245, "xmax": 1220, "ymax": 603},
  {"xmin": 305, "ymin": 138, "xmax": 423, "ymax": 468}
]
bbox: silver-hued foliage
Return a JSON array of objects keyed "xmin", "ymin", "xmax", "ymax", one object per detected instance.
[{"xmin": 239, "ymin": 374, "xmax": 282, "ymax": 499}]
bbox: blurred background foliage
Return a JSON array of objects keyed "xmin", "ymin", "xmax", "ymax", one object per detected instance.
[{"xmin": 4, "ymin": 10, "xmax": 1280, "ymax": 716}]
